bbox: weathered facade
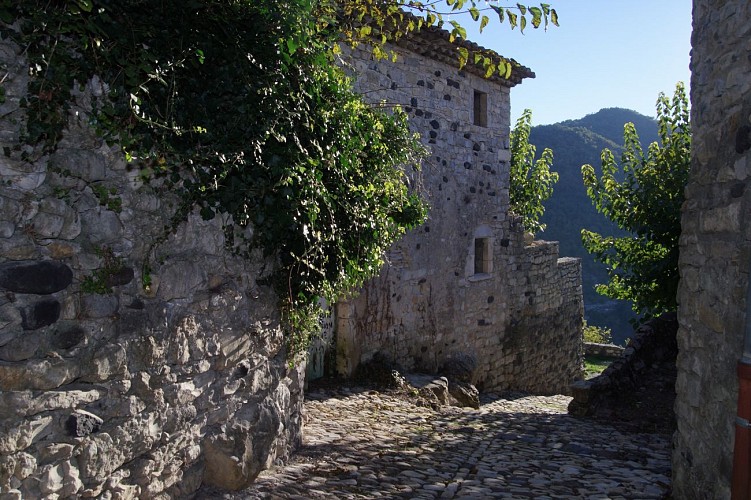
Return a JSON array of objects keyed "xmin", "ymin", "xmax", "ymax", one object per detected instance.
[
  {"xmin": 673, "ymin": 1, "xmax": 751, "ymax": 498},
  {"xmin": 0, "ymin": 38, "xmax": 304, "ymax": 498},
  {"xmin": 336, "ymin": 31, "xmax": 584, "ymax": 394}
]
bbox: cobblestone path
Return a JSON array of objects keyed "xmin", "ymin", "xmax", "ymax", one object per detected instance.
[{"xmin": 202, "ymin": 387, "xmax": 671, "ymax": 499}]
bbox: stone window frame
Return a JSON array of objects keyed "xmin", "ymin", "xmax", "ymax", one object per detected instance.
[
  {"xmin": 467, "ymin": 225, "xmax": 494, "ymax": 282},
  {"xmin": 473, "ymin": 89, "xmax": 488, "ymax": 127},
  {"xmin": 474, "ymin": 237, "xmax": 492, "ymax": 274}
]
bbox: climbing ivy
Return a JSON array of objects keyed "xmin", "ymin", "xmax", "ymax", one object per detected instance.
[{"xmin": 1, "ymin": 0, "xmax": 427, "ymax": 355}]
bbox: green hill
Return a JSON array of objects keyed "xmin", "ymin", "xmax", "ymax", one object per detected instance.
[{"xmin": 531, "ymin": 108, "xmax": 659, "ymax": 344}]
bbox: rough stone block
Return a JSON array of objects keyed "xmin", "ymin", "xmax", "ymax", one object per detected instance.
[
  {"xmin": 0, "ymin": 329, "xmax": 41, "ymax": 361},
  {"xmin": 81, "ymin": 208, "xmax": 123, "ymax": 245},
  {"xmin": 0, "ymin": 416, "xmax": 53, "ymax": 455},
  {"xmin": 448, "ymin": 381, "xmax": 480, "ymax": 408},
  {"xmin": 0, "ymin": 358, "xmax": 80, "ymax": 391},
  {"xmin": 80, "ymin": 294, "xmax": 118, "ymax": 319},
  {"xmin": 49, "ymin": 149, "xmax": 107, "ymax": 182}
]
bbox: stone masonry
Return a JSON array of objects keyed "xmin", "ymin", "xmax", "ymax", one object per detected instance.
[
  {"xmin": 0, "ymin": 36, "xmax": 304, "ymax": 498},
  {"xmin": 336, "ymin": 30, "xmax": 584, "ymax": 394},
  {"xmin": 673, "ymin": 1, "xmax": 751, "ymax": 498}
]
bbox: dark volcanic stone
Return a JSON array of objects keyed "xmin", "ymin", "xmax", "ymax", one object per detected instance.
[
  {"xmin": 50, "ymin": 324, "xmax": 86, "ymax": 350},
  {"xmin": 105, "ymin": 266, "xmax": 134, "ymax": 287},
  {"xmin": 20, "ymin": 298, "xmax": 61, "ymax": 330},
  {"xmin": 0, "ymin": 260, "xmax": 73, "ymax": 294},
  {"xmin": 66, "ymin": 410, "xmax": 103, "ymax": 437}
]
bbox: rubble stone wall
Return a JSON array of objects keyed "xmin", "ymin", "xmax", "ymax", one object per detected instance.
[
  {"xmin": 673, "ymin": 1, "xmax": 751, "ymax": 498},
  {"xmin": 0, "ymin": 37, "xmax": 304, "ymax": 498},
  {"xmin": 336, "ymin": 44, "xmax": 583, "ymax": 394}
]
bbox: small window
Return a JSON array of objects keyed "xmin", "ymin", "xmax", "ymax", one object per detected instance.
[
  {"xmin": 473, "ymin": 90, "xmax": 488, "ymax": 127},
  {"xmin": 474, "ymin": 237, "xmax": 492, "ymax": 274}
]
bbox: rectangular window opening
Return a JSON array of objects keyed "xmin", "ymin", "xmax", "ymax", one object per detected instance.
[
  {"xmin": 474, "ymin": 237, "xmax": 492, "ymax": 274},
  {"xmin": 473, "ymin": 90, "xmax": 488, "ymax": 127}
]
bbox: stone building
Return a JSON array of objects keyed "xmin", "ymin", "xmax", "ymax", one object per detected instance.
[
  {"xmin": 673, "ymin": 1, "xmax": 751, "ymax": 498},
  {"xmin": 334, "ymin": 27, "xmax": 584, "ymax": 394}
]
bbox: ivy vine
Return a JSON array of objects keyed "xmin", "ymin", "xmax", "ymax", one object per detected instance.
[{"xmin": 1, "ymin": 0, "xmax": 427, "ymax": 356}]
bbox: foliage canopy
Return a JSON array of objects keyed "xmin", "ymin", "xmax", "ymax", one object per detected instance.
[
  {"xmin": 581, "ymin": 83, "xmax": 690, "ymax": 318},
  {"xmin": 509, "ymin": 109, "xmax": 558, "ymax": 234},
  {"xmin": 1, "ymin": 0, "xmax": 429, "ymax": 354}
]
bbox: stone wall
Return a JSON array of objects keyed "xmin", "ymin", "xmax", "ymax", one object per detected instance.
[
  {"xmin": 0, "ymin": 37, "xmax": 304, "ymax": 497},
  {"xmin": 335, "ymin": 42, "xmax": 583, "ymax": 394},
  {"xmin": 584, "ymin": 343, "xmax": 625, "ymax": 358},
  {"xmin": 673, "ymin": 1, "xmax": 751, "ymax": 498},
  {"xmin": 570, "ymin": 314, "xmax": 677, "ymax": 417}
]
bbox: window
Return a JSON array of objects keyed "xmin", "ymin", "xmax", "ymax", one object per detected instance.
[
  {"xmin": 473, "ymin": 90, "xmax": 487, "ymax": 127},
  {"xmin": 474, "ymin": 237, "xmax": 492, "ymax": 274}
]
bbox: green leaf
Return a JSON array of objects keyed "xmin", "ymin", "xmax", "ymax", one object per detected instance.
[
  {"xmin": 449, "ymin": 20, "xmax": 467, "ymax": 40},
  {"xmin": 490, "ymin": 5, "xmax": 504, "ymax": 23},
  {"xmin": 457, "ymin": 47, "xmax": 468, "ymax": 68},
  {"xmin": 529, "ymin": 7, "xmax": 542, "ymax": 28},
  {"xmin": 516, "ymin": 3, "xmax": 527, "ymax": 15},
  {"xmin": 520, "ymin": 16, "xmax": 527, "ymax": 33},
  {"xmin": 469, "ymin": 7, "xmax": 479, "ymax": 21},
  {"xmin": 479, "ymin": 15, "xmax": 489, "ymax": 32},
  {"xmin": 76, "ymin": 0, "xmax": 93, "ymax": 12},
  {"xmin": 507, "ymin": 10, "xmax": 518, "ymax": 29},
  {"xmin": 551, "ymin": 8, "xmax": 559, "ymax": 26}
]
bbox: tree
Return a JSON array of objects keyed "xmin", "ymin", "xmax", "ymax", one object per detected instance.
[
  {"xmin": 509, "ymin": 109, "xmax": 558, "ymax": 234},
  {"xmin": 581, "ymin": 82, "xmax": 690, "ymax": 318}
]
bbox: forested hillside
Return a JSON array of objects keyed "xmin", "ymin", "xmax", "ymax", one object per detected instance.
[{"xmin": 531, "ymin": 108, "xmax": 659, "ymax": 343}]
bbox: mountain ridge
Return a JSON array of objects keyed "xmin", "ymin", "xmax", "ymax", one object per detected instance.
[{"xmin": 530, "ymin": 107, "xmax": 659, "ymax": 343}]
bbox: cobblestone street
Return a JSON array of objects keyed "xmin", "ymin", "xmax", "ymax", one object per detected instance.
[{"xmin": 201, "ymin": 386, "xmax": 671, "ymax": 499}]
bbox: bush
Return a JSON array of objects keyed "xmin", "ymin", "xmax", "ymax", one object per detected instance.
[{"xmin": 583, "ymin": 321, "xmax": 613, "ymax": 344}]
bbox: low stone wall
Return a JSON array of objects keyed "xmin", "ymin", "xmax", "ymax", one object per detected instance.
[
  {"xmin": 0, "ymin": 38, "xmax": 303, "ymax": 498},
  {"xmin": 568, "ymin": 313, "xmax": 678, "ymax": 417},
  {"xmin": 493, "ymin": 246, "xmax": 584, "ymax": 394},
  {"xmin": 584, "ymin": 342, "xmax": 625, "ymax": 358}
]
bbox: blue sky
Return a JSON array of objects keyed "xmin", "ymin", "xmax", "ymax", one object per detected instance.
[{"xmin": 460, "ymin": 0, "xmax": 692, "ymax": 125}]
